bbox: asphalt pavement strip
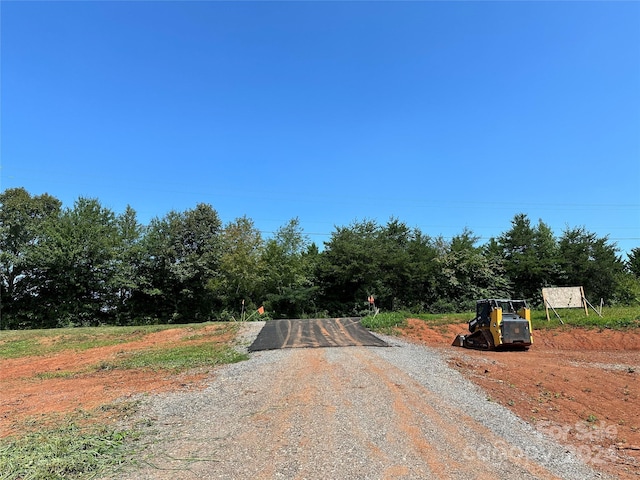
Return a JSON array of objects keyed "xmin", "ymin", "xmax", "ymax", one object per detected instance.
[{"xmin": 248, "ymin": 318, "xmax": 389, "ymax": 351}]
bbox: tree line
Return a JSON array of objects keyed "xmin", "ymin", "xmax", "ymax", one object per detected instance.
[{"xmin": 1, "ymin": 187, "xmax": 638, "ymax": 329}]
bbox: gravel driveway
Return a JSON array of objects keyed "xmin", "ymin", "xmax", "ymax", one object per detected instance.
[{"xmin": 113, "ymin": 322, "xmax": 613, "ymax": 480}]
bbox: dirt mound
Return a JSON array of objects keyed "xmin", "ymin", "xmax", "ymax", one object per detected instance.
[{"xmin": 399, "ymin": 318, "xmax": 640, "ymax": 479}]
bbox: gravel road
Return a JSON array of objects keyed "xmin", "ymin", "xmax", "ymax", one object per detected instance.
[{"xmin": 114, "ymin": 322, "xmax": 614, "ymax": 480}]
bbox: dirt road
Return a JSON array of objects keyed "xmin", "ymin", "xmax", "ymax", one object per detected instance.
[
  {"xmin": 114, "ymin": 326, "xmax": 610, "ymax": 480},
  {"xmin": 3, "ymin": 320, "xmax": 636, "ymax": 479}
]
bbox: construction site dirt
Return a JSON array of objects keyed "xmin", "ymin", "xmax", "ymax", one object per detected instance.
[
  {"xmin": 1, "ymin": 320, "xmax": 638, "ymax": 479},
  {"xmin": 401, "ymin": 319, "xmax": 640, "ymax": 479}
]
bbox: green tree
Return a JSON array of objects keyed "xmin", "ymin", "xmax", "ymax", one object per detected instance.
[
  {"xmin": 376, "ymin": 218, "xmax": 412, "ymax": 310},
  {"xmin": 316, "ymin": 218, "xmax": 438, "ymax": 315},
  {"xmin": 532, "ymin": 220, "xmax": 562, "ymax": 293},
  {"xmin": 208, "ymin": 215, "xmax": 264, "ymax": 316},
  {"xmin": 432, "ymin": 229, "xmax": 510, "ymax": 312},
  {"xmin": 262, "ymin": 218, "xmax": 318, "ymax": 318},
  {"xmin": 30, "ymin": 197, "xmax": 120, "ymax": 327},
  {"xmin": 316, "ymin": 220, "xmax": 383, "ymax": 316},
  {"xmin": 110, "ymin": 206, "xmax": 144, "ymax": 324},
  {"xmin": 136, "ymin": 204, "xmax": 222, "ymax": 322},
  {"xmin": 557, "ymin": 227, "xmax": 625, "ymax": 302},
  {"xmin": 627, "ymin": 247, "xmax": 640, "ymax": 278},
  {"xmin": 402, "ymin": 229, "xmax": 439, "ymax": 312},
  {"xmin": 0, "ymin": 188, "xmax": 62, "ymax": 328},
  {"xmin": 496, "ymin": 214, "xmax": 560, "ymax": 302},
  {"xmin": 374, "ymin": 218, "xmax": 440, "ymax": 312}
]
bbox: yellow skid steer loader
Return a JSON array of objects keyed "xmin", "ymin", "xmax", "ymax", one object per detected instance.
[{"xmin": 452, "ymin": 299, "xmax": 533, "ymax": 350}]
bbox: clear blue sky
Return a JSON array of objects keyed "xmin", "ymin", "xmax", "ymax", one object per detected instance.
[{"xmin": 2, "ymin": 1, "xmax": 639, "ymax": 257}]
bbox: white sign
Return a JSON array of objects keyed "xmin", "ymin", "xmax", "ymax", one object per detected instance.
[{"xmin": 542, "ymin": 287, "xmax": 585, "ymax": 309}]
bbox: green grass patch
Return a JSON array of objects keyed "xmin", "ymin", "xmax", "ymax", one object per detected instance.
[
  {"xmin": 182, "ymin": 326, "xmax": 236, "ymax": 342},
  {"xmin": 0, "ymin": 337, "xmax": 41, "ymax": 359},
  {"xmin": 361, "ymin": 312, "xmax": 409, "ymax": 334},
  {"xmin": 99, "ymin": 343, "xmax": 248, "ymax": 373},
  {"xmin": 362, "ymin": 307, "xmax": 640, "ymax": 334},
  {"xmin": 34, "ymin": 370, "xmax": 77, "ymax": 380},
  {"xmin": 0, "ymin": 407, "xmax": 140, "ymax": 480},
  {"xmin": 363, "ymin": 305, "xmax": 640, "ymax": 333},
  {"xmin": 0, "ymin": 322, "xmax": 228, "ymax": 360},
  {"xmin": 531, "ymin": 305, "xmax": 640, "ymax": 330},
  {"xmin": 0, "ymin": 327, "xmax": 147, "ymax": 359},
  {"xmin": 1, "ymin": 322, "xmax": 248, "ymax": 378}
]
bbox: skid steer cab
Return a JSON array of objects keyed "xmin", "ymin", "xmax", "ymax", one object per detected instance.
[{"xmin": 452, "ymin": 299, "xmax": 533, "ymax": 350}]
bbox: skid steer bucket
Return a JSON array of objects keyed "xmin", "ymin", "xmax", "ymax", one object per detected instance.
[{"xmin": 452, "ymin": 334, "xmax": 466, "ymax": 347}]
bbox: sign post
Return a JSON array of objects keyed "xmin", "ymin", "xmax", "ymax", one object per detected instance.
[{"xmin": 541, "ymin": 286, "xmax": 601, "ymax": 322}]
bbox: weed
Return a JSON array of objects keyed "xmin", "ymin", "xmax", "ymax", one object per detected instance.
[
  {"xmin": 361, "ymin": 312, "xmax": 408, "ymax": 334},
  {"xmin": 0, "ymin": 410, "xmax": 140, "ymax": 480},
  {"xmin": 0, "ymin": 337, "xmax": 40, "ymax": 359},
  {"xmin": 110, "ymin": 344, "xmax": 248, "ymax": 372},
  {"xmin": 361, "ymin": 305, "xmax": 640, "ymax": 332},
  {"xmin": 531, "ymin": 305, "xmax": 640, "ymax": 331},
  {"xmin": 0, "ymin": 322, "xmax": 240, "ymax": 361},
  {"xmin": 0, "ymin": 322, "xmax": 249, "ymax": 479},
  {"xmin": 34, "ymin": 370, "xmax": 76, "ymax": 380},
  {"xmin": 98, "ymin": 400, "xmax": 140, "ymax": 417}
]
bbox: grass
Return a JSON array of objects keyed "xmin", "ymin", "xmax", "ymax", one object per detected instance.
[
  {"xmin": 0, "ymin": 405, "xmax": 141, "ymax": 480},
  {"xmin": 362, "ymin": 305, "xmax": 640, "ymax": 333},
  {"xmin": 0, "ymin": 321, "xmax": 247, "ymax": 377},
  {"xmin": 0, "ymin": 321, "xmax": 249, "ymax": 479},
  {"xmin": 100, "ymin": 343, "xmax": 248, "ymax": 373},
  {"xmin": 0, "ymin": 326, "xmax": 147, "ymax": 359},
  {"xmin": 530, "ymin": 305, "xmax": 640, "ymax": 330},
  {"xmin": 361, "ymin": 312, "xmax": 408, "ymax": 334},
  {"xmin": 34, "ymin": 370, "xmax": 77, "ymax": 380},
  {"xmin": 0, "ymin": 322, "xmax": 248, "ymax": 374},
  {"xmin": 0, "ymin": 337, "xmax": 41, "ymax": 359},
  {"xmin": 0, "ymin": 322, "xmax": 227, "ymax": 360}
]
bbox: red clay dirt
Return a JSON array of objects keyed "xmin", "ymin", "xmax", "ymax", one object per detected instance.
[{"xmin": 399, "ymin": 318, "xmax": 640, "ymax": 479}]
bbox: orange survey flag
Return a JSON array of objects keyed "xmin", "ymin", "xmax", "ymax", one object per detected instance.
[{"xmin": 258, "ymin": 306, "xmax": 265, "ymax": 315}]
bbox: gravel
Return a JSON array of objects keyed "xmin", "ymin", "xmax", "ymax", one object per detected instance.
[
  {"xmin": 373, "ymin": 336, "xmax": 615, "ymax": 480},
  {"xmin": 110, "ymin": 322, "xmax": 615, "ymax": 480}
]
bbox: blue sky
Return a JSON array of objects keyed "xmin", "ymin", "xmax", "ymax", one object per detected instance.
[{"xmin": 2, "ymin": 1, "xmax": 639, "ymax": 257}]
